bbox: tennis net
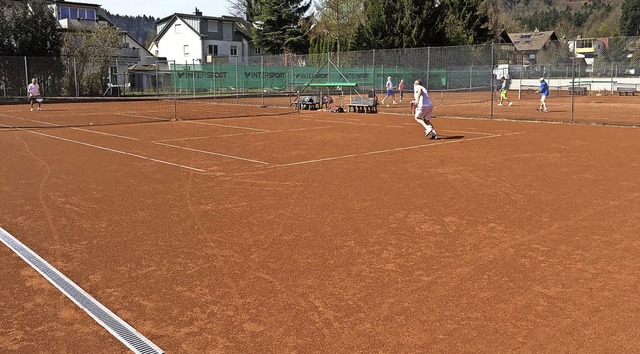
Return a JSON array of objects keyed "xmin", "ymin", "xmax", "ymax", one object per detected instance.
[{"xmin": 0, "ymin": 93, "xmax": 298, "ymax": 130}]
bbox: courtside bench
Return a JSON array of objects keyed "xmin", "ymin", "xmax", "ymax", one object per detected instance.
[
  {"xmin": 617, "ymin": 87, "xmax": 637, "ymax": 96},
  {"xmin": 348, "ymin": 97, "xmax": 377, "ymax": 113},
  {"xmin": 293, "ymin": 96, "xmax": 321, "ymax": 110},
  {"xmin": 568, "ymin": 86, "xmax": 588, "ymax": 95}
]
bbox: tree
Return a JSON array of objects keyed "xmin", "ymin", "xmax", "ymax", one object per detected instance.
[
  {"xmin": 61, "ymin": 26, "xmax": 122, "ymax": 95},
  {"xmin": 310, "ymin": 0, "xmax": 363, "ymax": 55},
  {"xmin": 439, "ymin": 0, "xmax": 492, "ymax": 45},
  {"xmin": 396, "ymin": 0, "xmax": 443, "ymax": 48},
  {"xmin": 620, "ymin": 0, "xmax": 640, "ymax": 36},
  {"xmin": 0, "ymin": 0, "xmax": 61, "ymax": 56},
  {"xmin": 251, "ymin": 0, "xmax": 313, "ymax": 54}
]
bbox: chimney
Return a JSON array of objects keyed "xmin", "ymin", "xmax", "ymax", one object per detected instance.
[{"xmin": 195, "ymin": 7, "xmax": 202, "ymax": 16}]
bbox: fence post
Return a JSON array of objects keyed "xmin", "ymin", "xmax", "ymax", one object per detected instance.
[
  {"xmin": 261, "ymin": 56, "xmax": 265, "ymax": 106},
  {"xmin": 74, "ymin": 57, "xmax": 79, "ymax": 97},
  {"xmin": 426, "ymin": 47, "xmax": 430, "ymax": 89},
  {"xmin": 490, "ymin": 43, "xmax": 494, "ymax": 118},
  {"xmin": 24, "ymin": 57, "xmax": 28, "ymax": 95},
  {"xmin": 571, "ymin": 37, "xmax": 576, "ymax": 124}
]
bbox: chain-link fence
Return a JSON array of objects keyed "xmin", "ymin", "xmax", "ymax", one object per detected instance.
[{"xmin": 2, "ymin": 36, "xmax": 640, "ymax": 125}]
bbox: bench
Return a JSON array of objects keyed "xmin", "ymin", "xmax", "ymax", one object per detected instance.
[
  {"xmin": 348, "ymin": 97, "xmax": 377, "ymax": 113},
  {"xmin": 568, "ymin": 86, "xmax": 588, "ymax": 95},
  {"xmin": 292, "ymin": 96, "xmax": 321, "ymax": 110},
  {"xmin": 617, "ymin": 87, "xmax": 637, "ymax": 96}
]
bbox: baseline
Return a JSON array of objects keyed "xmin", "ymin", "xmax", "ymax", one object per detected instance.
[{"xmin": 0, "ymin": 227, "xmax": 164, "ymax": 354}]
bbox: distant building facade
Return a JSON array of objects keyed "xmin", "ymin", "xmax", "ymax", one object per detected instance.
[{"xmin": 149, "ymin": 9, "xmax": 261, "ymax": 65}]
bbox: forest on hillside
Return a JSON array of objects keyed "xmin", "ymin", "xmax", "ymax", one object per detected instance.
[
  {"xmin": 488, "ymin": 0, "xmax": 623, "ymax": 38},
  {"xmin": 105, "ymin": 11, "xmax": 157, "ymax": 47},
  {"xmin": 102, "ymin": 0, "xmax": 627, "ymax": 54}
]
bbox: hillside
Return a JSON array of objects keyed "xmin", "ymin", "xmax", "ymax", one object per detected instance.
[
  {"xmin": 490, "ymin": 0, "xmax": 624, "ymax": 38},
  {"xmin": 105, "ymin": 11, "xmax": 157, "ymax": 48}
]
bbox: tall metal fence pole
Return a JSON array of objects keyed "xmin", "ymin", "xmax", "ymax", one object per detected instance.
[
  {"xmin": 571, "ymin": 38, "xmax": 576, "ymax": 124},
  {"xmin": 426, "ymin": 47, "xmax": 430, "ymax": 89},
  {"xmin": 23, "ymin": 57, "xmax": 28, "ymax": 94},
  {"xmin": 261, "ymin": 56, "xmax": 265, "ymax": 106},
  {"xmin": 490, "ymin": 43, "xmax": 494, "ymax": 118},
  {"xmin": 74, "ymin": 57, "xmax": 79, "ymax": 97}
]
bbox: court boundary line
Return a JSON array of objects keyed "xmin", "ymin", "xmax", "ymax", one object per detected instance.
[
  {"xmin": 0, "ymin": 227, "xmax": 164, "ymax": 354},
  {"xmin": 0, "ymin": 113, "xmax": 139, "ymax": 140},
  {"xmin": 0, "ymin": 123, "xmax": 205, "ymax": 172},
  {"xmin": 276, "ymin": 132, "xmax": 522, "ymax": 167},
  {"xmin": 154, "ymin": 141, "xmax": 270, "ymax": 165}
]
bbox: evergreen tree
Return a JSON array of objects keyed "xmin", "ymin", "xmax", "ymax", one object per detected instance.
[
  {"xmin": 396, "ymin": 0, "xmax": 443, "ymax": 48},
  {"xmin": 1, "ymin": 0, "xmax": 61, "ymax": 56},
  {"xmin": 251, "ymin": 0, "xmax": 313, "ymax": 54},
  {"xmin": 439, "ymin": 0, "xmax": 492, "ymax": 45},
  {"xmin": 359, "ymin": 0, "xmax": 402, "ymax": 49},
  {"xmin": 620, "ymin": 0, "xmax": 640, "ymax": 36}
]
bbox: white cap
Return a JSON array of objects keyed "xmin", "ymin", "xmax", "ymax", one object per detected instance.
[{"xmin": 539, "ymin": 77, "xmax": 544, "ymax": 81}]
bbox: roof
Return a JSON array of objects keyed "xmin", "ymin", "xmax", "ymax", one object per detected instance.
[
  {"xmin": 152, "ymin": 13, "xmax": 252, "ymax": 45},
  {"xmin": 494, "ymin": 29, "xmax": 514, "ymax": 44},
  {"xmin": 47, "ymin": 0, "xmax": 102, "ymax": 9},
  {"xmin": 508, "ymin": 30, "xmax": 558, "ymax": 51}
]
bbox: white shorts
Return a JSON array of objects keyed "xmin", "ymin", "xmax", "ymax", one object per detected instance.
[
  {"xmin": 415, "ymin": 105, "xmax": 433, "ymax": 121},
  {"xmin": 541, "ymin": 95, "xmax": 547, "ymax": 102}
]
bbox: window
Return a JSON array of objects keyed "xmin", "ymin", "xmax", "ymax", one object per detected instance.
[
  {"xmin": 86, "ymin": 9, "xmax": 95, "ymax": 20},
  {"xmin": 78, "ymin": 9, "xmax": 86, "ymax": 19},
  {"xmin": 208, "ymin": 45, "xmax": 218, "ymax": 56},
  {"xmin": 183, "ymin": 45, "xmax": 189, "ymax": 56},
  {"xmin": 230, "ymin": 46, "xmax": 238, "ymax": 56},
  {"xmin": 208, "ymin": 20, "xmax": 218, "ymax": 32},
  {"xmin": 255, "ymin": 47, "xmax": 262, "ymax": 54},
  {"xmin": 175, "ymin": 24, "xmax": 182, "ymax": 34},
  {"xmin": 60, "ymin": 6, "xmax": 69, "ymax": 19},
  {"xmin": 69, "ymin": 8, "xmax": 78, "ymax": 19}
]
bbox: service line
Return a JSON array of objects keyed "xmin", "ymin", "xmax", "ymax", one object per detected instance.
[{"xmin": 276, "ymin": 131, "xmax": 522, "ymax": 167}]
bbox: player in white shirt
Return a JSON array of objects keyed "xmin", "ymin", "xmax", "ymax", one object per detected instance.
[
  {"xmin": 413, "ymin": 79, "xmax": 437, "ymax": 139},
  {"xmin": 381, "ymin": 76, "xmax": 397, "ymax": 105},
  {"xmin": 27, "ymin": 78, "xmax": 42, "ymax": 111}
]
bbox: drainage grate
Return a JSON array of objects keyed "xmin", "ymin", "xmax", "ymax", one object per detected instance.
[{"xmin": 0, "ymin": 227, "xmax": 164, "ymax": 354}]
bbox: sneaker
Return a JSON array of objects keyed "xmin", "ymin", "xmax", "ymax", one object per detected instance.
[
  {"xmin": 498, "ymin": 103, "xmax": 503, "ymax": 106},
  {"xmin": 430, "ymin": 134, "xmax": 438, "ymax": 140},
  {"xmin": 30, "ymin": 108, "xmax": 33, "ymax": 111},
  {"xmin": 38, "ymin": 107, "xmax": 42, "ymax": 111},
  {"xmin": 392, "ymin": 101, "xmax": 397, "ymax": 105},
  {"xmin": 508, "ymin": 102, "xmax": 513, "ymax": 107}
]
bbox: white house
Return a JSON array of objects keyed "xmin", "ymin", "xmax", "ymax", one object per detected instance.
[
  {"xmin": 149, "ymin": 8, "xmax": 261, "ymax": 65},
  {"xmin": 47, "ymin": 0, "xmax": 154, "ymax": 92}
]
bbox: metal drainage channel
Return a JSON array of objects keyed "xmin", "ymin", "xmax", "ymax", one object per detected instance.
[{"xmin": 0, "ymin": 227, "xmax": 164, "ymax": 354}]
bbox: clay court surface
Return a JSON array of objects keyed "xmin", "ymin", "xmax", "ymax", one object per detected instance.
[{"xmin": 1, "ymin": 97, "xmax": 640, "ymax": 353}]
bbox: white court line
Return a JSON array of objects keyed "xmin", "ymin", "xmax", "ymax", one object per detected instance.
[
  {"xmin": 0, "ymin": 227, "xmax": 165, "ymax": 354},
  {"xmin": 113, "ymin": 112, "xmax": 168, "ymax": 122},
  {"xmin": 182, "ymin": 120, "xmax": 270, "ymax": 132},
  {"xmin": 0, "ymin": 113, "xmax": 139, "ymax": 140},
  {"xmin": 155, "ymin": 141, "xmax": 270, "ymax": 165},
  {"xmin": 0, "ymin": 123, "xmax": 205, "ymax": 172},
  {"xmin": 155, "ymin": 126, "xmax": 333, "ymax": 142},
  {"xmin": 306, "ymin": 118, "xmax": 405, "ymax": 128},
  {"xmin": 277, "ymin": 132, "xmax": 522, "ymax": 167}
]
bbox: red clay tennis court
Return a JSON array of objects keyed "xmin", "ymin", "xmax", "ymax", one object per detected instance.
[{"xmin": 1, "ymin": 99, "xmax": 640, "ymax": 353}]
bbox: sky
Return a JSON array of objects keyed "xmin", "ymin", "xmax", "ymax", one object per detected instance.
[{"xmin": 77, "ymin": 0, "xmax": 234, "ymax": 18}]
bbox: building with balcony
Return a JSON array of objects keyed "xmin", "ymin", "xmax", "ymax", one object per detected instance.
[{"xmin": 149, "ymin": 8, "xmax": 262, "ymax": 66}]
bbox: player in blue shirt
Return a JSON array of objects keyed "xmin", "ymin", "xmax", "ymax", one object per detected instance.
[{"xmin": 536, "ymin": 77, "xmax": 549, "ymax": 112}]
